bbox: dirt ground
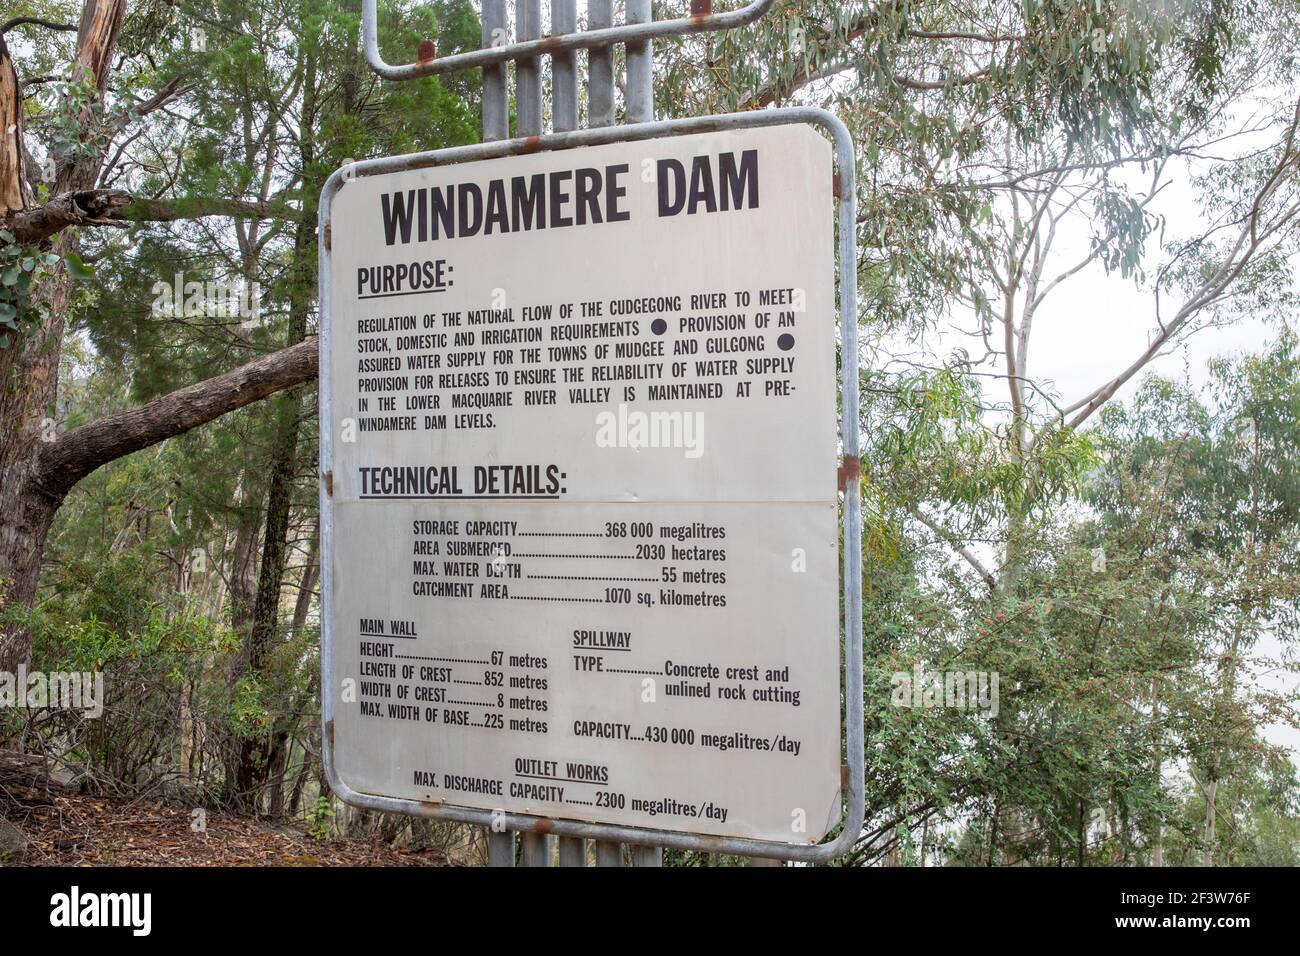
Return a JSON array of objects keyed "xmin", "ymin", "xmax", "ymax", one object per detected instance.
[{"xmin": 0, "ymin": 754, "xmax": 450, "ymax": 867}]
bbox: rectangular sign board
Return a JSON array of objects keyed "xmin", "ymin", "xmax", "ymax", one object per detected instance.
[{"xmin": 324, "ymin": 123, "xmax": 842, "ymax": 843}]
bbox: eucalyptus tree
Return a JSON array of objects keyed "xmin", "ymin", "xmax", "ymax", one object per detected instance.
[{"xmin": 1090, "ymin": 335, "xmax": 1300, "ymax": 864}]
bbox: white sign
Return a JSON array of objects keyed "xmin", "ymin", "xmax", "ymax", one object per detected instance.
[{"xmin": 324, "ymin": 124, "xmax": 841, "ymax": 843}]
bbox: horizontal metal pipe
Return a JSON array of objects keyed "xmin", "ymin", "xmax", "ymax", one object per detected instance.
[{"xmin": 360, "ymin": 0, "xmax": 776, "ymax": 80}]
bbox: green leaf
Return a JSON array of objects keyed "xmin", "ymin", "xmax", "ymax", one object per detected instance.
[{"xmin": 64, "ymin": 251, "xmax": 95, "ymax": 280}]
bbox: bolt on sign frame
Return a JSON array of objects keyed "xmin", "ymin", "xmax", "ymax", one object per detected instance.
[{"xmin": 320, "ymin": 0, "xmax": 863, "ymax": 864}]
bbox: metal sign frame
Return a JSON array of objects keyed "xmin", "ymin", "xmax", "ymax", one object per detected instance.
[{"xmin": 318, "ymin": 107, "xmax": 863, "ymax": 863}]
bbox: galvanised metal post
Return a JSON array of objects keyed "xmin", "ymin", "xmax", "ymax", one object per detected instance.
[
  {"xmin": 521, "ymin": 831, "xmax": 551, "ymax": 867},
  {"xmin": 587, "ymin": 0, "xmax": 614, "ymax": 128},
  {"xmin": 589, "ymin": 0, "xmax": 617, "ymax": 863},
  {"xmin": 488, "ymin": 827, "xmax": 515, "ymax": 866},
  {"xmin": 481, "ymin": 0, "xmax": 508, "ymax": 142},
  {"xmin": 481, "ymin": 0, "xmax": 511, "ymax": 869},
  {"xmin": 595, "ymin": 841, "xmax": 622, "ymax": 867},
  {"xmin": 551, "ymin": 0, "xmax": 578, "ymax": 133},
  {"xmin": 516, "ymin": 0, "xmax": 542, "ymax": 136},
  {"xmin": 552, "ymin": 22, "xmax": 581, "ymax": 865},
  {"xmin": 557, "ymin": 835, "xmax": 586, "ymax": 866},
  {"xmin": 632, "ymin": 845, "xmax": 662, "ymax": 867},
  {"xmin": 625, "ymin": 0, "xmax": 653, "ymax": 123}
]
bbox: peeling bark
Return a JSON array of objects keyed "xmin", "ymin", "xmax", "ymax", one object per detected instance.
[{"xmin": 0, "ymin": 34, "xmax": 26, "ymax": 216}]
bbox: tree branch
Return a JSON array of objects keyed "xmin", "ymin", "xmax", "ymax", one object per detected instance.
[
  {"xmin": 2, "ymin": 190, "xmax": 305, "ymax": 244},
  {"xmin": 1061, "ymin": 98, "xmax": 1300, "ymax": 430},
  {"xmin": 0, "ymin": 17, "xmax": 79, "ymax": 36},
  {"xmin": 36, "ymin": 337, "xmax": 319, "ymax": 500},
  {"xmin": 131, "ymin": 74, "xmax": 194, "ymax": 118},
  {"xmin": 910, "ymin": 506, "xmax": 998, "ymax": 592},
  {"xmin": 2, "ymin": 188, "xmax": 131, "ymax": 243},
  {"xmin": 115, "ymin": 195, "xmax": 304, "ymax": 223}
]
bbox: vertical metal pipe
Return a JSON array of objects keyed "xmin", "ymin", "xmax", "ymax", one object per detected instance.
[
  {"xmin": 551, "ymin": 0, "xmax": 578, "ymax": 132},
  {"xmin": 520, "ymin": 832, "xmax": 551, "ymax": 866},
  {"xmin": 587, "ymin": 0, "xmax": 614, "ymax": 127},
  {"xmin": 631, "ymin": 845, "xmax": 662, "ymax": 867},
  {"xmin": 487, "ymin": 830, "xmax": 515, "ymax": 866},
  {"xmin": 516, "ymin": 0, "xmax": 543, "ymax": 136},
  {"xmin": 595, "ymin": 840, "xmax": 622, "ymax": 866},
  {"xmin": 625, "ymin": 0, "xmax": 653, "ymax": 123},
  {"xmin": 836, "ymin": 115, "xmax": 866, "ymax": 871},
  {"xmin": 480, "ymin": 0, "xmax": 508, "ymax": 141},
  {"xmin": 557, "ymin": 835, "xmax": 586, "ymax": 866}
]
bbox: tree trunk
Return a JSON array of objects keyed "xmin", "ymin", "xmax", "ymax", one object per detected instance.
[
  {"xmin": 1202, "ymin": 777, "xmax": 1218, "ymax": 866},
  {"xmin": 0, "ymin": 0, "xmax": 125, "ymax": 675},
  {"xmin": 1151, "ymin": 675, "xmax": 1164, "ymax": 867},
  {"xmin": 288, "ymin": 747, "xmax": 313, "ymax": 817},
  {"xmin": 1, "ymin": 2, "xmax": 318, "ymax": 678},
  {"xmin": 230, "ymin": 36, "xmax": 321, "ymax": 808},
  {"xmin": 292, "ymin": 522, "xmax": 320, "ymax": 633}
]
